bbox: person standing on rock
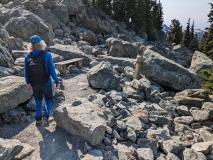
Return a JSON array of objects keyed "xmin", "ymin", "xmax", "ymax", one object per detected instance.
[{"xmin": 24, "ymin": 35, "xmax": 60, "ymax": 127}]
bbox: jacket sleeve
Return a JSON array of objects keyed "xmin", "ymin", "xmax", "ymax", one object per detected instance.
[
  {"xmin": 47, "ymin": 53, "xmax": 60, "ymax": 84},
  {"xmin": 24, "ymin": 55, "xmax": 30, "ymax": 84}
]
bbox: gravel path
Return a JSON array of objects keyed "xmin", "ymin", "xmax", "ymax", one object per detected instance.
[{"xmin": 0, "ymin": 73, "xmax": 96, "ymax": 160}]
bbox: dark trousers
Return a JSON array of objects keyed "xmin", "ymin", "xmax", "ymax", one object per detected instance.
[{"xmin": 33, "ymin": 85, "xmax": 53, "ymax": 120}]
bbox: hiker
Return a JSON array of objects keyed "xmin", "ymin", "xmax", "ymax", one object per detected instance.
[
  {"xmin": 134, "ymin": 45, "xmax": 146, "ymax": 79},
  {"xmin": 24, "ymin": 35, "xmax": 60, "ymax": 126}
]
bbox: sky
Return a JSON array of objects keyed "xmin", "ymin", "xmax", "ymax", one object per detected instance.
[{"xmin": 160, "ymin": 0, "xmax": 212, "ymax": 30}]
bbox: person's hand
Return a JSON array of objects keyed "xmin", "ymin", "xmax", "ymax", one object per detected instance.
[
  {"xmin": 27, "ymin": 84, "xmax": 32, "ymax": 90},
  {"xmin": 56, "ymin": 84, "xmax": 60, "ymax": 89}
]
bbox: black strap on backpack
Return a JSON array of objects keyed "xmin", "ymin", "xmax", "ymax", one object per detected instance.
[{"xmin": 27, "ymin": 50, "xmax": 48, "ymax": 89}]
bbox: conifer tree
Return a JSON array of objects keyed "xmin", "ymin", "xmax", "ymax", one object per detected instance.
[
  {"xmin": 199, "ymin": 3, "xmax": 213, "ymax": 60},
  {"xmin": 123, "ymin": 0, "xmax": 137, "ymax": 27},
  {"xmin": 198, "ymin": 67, "xmax": 213, "ymax": 94},
  {"xmin": 167, "ymin": 19, "xmax": 183, "ymax": 44},
  {"xmin": 190, "ymin": 21, "xmax": 195, "ymax": 41},
  {"xmin": 144, "ymin": 0, "xmax": 157, "ymax": 40},
  {"xmin": 92, "ymin": 0, "xmax": 96, "ymax": 7},
  {"xmin": 182, "ymin": 18, "xmax": 191, "ymax": 47},
  {"xmin": 153, "ymin": 0, "xmax": 164, "ymax": 30},
  {"xmin": 112, "ymin": 0, "xmax": 125, "ymax": 21},
  {"xmin": 133, "ymin": 0, "xmax": 146, "ymax": 32},
  {"xmin": 189, "ymin": 34, "xmax": 199, "ymax": 51},
  {"xmin": 96, "ymin": 0, "xmax": 112, "ymax": 16},
  {"xmin": 82, "ymin": 0, "xmax": 89, "ymax": 5}
]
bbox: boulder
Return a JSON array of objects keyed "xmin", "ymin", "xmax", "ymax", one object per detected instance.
[
  {"xmin": 83, "ymin": 30, "xmax": 98, "ymax": 45},
  {"xmin": 0, "ymin": 8, "xmax": 55, "ymax": 44},
  {"xmin": 53, "ymin": 4, "xmax": 69, "ymax": 24},
  {"xmin": 98, "ymin": 55, "xmax": 136, "ymax": 68},
  {"xmin": 174, "ymin": 89, "xmax": 210, "ymax": 107},
  {"xmin": 0, "ymin": 66, "xmax": 14, "ymax": 78},
  {"xmin": 162, "ymin": 140, "xmax": 185, "ymax": 155},
  {"xmin": 53, "ymin": 98, "xmax": 106, "ymax": 146},
  {"xmin": 141, "ymin": 49, "xmax": 200, "ymax": 91},
  {"xmin": 106, "ymin": 37, "xmax": 138, "ymax": 58},
  {"xmin": 181, "ymin": 148, "xmax": 206, "ymax": 160},
  {"xmin": 190, "ymin": 50, "xmax": 213, "ymax": 74},
  {"xmin": 0, "ymin": 76, "xmax": 32, "ymax": 113},
  {"xmin": 39, "ymin": 0, "xmax": 58, "ymax": 10},
  {"xmin": 48, "ymin": 44, "xmax": 91, "ymax": 65},
  {"xmin": 0, "ymin": 23, "xmax": 9, "ymax": 39},
  {"xmin": 76, "ymin": 5, "xmax": 113, "ymax": 34},
  {"xmin": 0, "ymin": 40, "xmax": 14, "ymax": 68},
  {"xmin": 87, "ymin": 61, "xmax": 120, "ymax": 90},
  {"xmin": 0, "ymin": 138, "xmax": 23, "ymax": 160},
  {"xmin": 136, "ymin": 148, "xmax": 154, "ymax": 160},
  {"xmin": 191, "ymin": 141, "xmax": 213, "ymax": 154},
  {"xmin": 11, "ymin": 50, "xmax": 27, "ymax": 60},
  {"xmin": 59, "ymin": 0, "xmax": 83, "ymax": 15},
  {"xmin": 3, "ymin": 37, "xmax": 23, "ymax": 52},
  {"xmin": 0, "ymin": 0, "xmax": 10, "ymax": 4},
  {"xmin": 32, "ymin": 6, "xmax": 61, "ymax": 29},
  {"xmin": 0, "ymin": 138, "xmax": 35, "ymax": 160}
]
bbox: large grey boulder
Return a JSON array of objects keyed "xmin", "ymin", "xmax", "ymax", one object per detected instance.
[
  {"xmin": 0, "ymin": 66, "xmax": 14, "ymax": 78},
  {"xmin": 59, "ymin": 0, "xmax": 83, "ymax": 15},
  {"xmin": 83, "ymin": 30, "xmax": 98, "ymax": 45},
  {"xmin": 35, "ymin": 0, "xmax": 57, "ymax": 9},
  {"xmin": 106, "ymin": 37, "xmax": 138, "ymax": 58},
  {"xmin": 0, "ymin": 23, "xmax": 9, "ymax": 39},
  {"xmin": 76, "ymin": 5, "xmax": 113, "ymax": 34},
  {"xmin": 87, "ymin": 61, "xmax": 120, "ymax": 90},
  {"xmin": 181, "ymin": 148, "xmax": 206, "ymax": 160},
  {"xmin": 190, "ymin": 50, "xmax": 213, "ymax": 74},
  {"xmin": 174, "ymin": 89, "xmax": 210, "ymax": 107},
  {"xmin": 0, "ymin": 76, "xmax": 33, "ymax": 113},
  {"xmin": 141, "ymin": 49, "xmax": 200, "ymax": 91},
  {"xmin": 0, "ymin": 0, "xmax": 10, "ymax": 4},
  {"xmin": 32, "ymin": 6, "xmax": 61, "ymax": 29},
  {"xmin": 0, "ymin": 40, "xmax": 14, "ymax": 68},
  {"xmin": 53, "ymin": 98, "xmax": 106, "ymax": 146},
  {"xmin": 191, "ymin": 141, "xmax": 213, "ymax": 154},
  {"xmin": 0, "ymin": 8, "xmax": 55, "ymax": 44},
  {"xmin": 53, "ymin": 4, "xmax": 69, "ymax": 24},
  {"xmin": 48, "ymin": 44, "xmax": 91, "ymax": 65},
  {"xmin": 0, "ymin": 138, "xmax": 35, "ymax": 160},
  {"xmin": 3, "ymin": 37, "xmax": 23, "ymax": 51},
  {"xmin": 98, "ymin": 55, "xmax": 136, "ymax": 68},
  {"xmin": 0, "ymin": 138, "xmax": 23, "ymax": 160}
]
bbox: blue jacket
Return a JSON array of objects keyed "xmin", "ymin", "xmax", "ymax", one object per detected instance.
[{"xmin": 24, "ymin": 50, "xmax": 60, "ymax": 85}]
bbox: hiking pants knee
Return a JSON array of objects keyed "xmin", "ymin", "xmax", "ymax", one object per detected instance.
[{"xmin": 33, "ymin": 85, "xmax": 53, "ymax": 121}]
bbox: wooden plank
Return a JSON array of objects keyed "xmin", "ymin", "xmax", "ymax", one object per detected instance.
[{"xmin": 55, "ymin": 58, "xmax": 83, "ymax": 65}]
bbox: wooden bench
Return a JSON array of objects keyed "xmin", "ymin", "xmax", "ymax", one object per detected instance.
[{"xmin": 55, "ymin": 58, "xmax": 83, "ymax": 74}]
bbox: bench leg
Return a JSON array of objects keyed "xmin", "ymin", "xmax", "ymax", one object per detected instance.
[
  {"xmin": 56, "ymin": 64, "xmax": 66, "ymax": 74},
  {"xmin": 76, "ymin": 60, "xmax": 82, "ymax": 68}
]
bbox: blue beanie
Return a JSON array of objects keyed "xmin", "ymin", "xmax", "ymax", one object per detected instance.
[{"xmin": 30, "ymin": 35, "xmax": 41, "ymax": 43}]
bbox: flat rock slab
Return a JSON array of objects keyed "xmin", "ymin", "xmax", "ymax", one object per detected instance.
[
  {"xmin": 0, "ymin": 76, "xmax": 32, "ymax": 113},
  {"xmin": 53, "ymin": 98, "xmax": 106, "ymax": 146}
]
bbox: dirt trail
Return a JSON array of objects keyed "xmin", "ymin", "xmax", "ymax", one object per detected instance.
[{"xmin": 0, "ymin": 74, "xmax": 96, "ymax": 160}]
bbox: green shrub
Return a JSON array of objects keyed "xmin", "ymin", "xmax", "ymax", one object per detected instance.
[{"xmin": 198, "ymin": 67, "xmax": 213, "ymax": 94}]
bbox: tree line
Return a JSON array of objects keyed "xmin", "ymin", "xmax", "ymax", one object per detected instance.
[
  {"xmin": 82, "ymin": 0, "xmax": 164, "ymax": 41},
  {"xmin": 167, "ymin": 3, "xmax": 213, "ymax": 58}
]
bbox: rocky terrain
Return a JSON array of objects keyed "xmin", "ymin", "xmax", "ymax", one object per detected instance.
[{"xmin": 1, "ymin": 0, "xmax": 213, "ymax": 160}]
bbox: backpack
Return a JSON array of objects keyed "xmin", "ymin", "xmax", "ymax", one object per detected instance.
[{"xmin": 27, "ymin": 51, "xmax": 48, "ymax": 89}]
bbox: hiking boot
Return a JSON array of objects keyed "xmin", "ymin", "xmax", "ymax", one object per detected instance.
[
  {"xmin": 42, "ymin": 117, "xmax": 49, "ymax": 127},
  {"xmin": 35, "ymin": 120, "xmax": 42, "ymax": 126}
]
